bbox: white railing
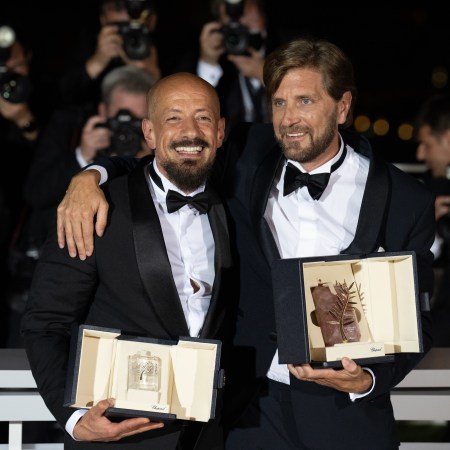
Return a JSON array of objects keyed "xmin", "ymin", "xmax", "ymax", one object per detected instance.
[
  {"xmin": 391, "ymin": 347, "xmax": 450, "ymax": 450},
  {"xmin": 0, "ymin": 349, "xmax": 62, "ymax": 450},
  {"xmin": 1, "ymin": 348, "xmax": 449, "ymax": 450}
]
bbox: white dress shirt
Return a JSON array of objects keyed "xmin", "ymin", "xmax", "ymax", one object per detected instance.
[
  {"xmin": 265, "ymin": 136, "xmax": 372, "ymax": 395},
  {"xmin": 149, "ymin": 162, "xmax": 215, "ymax": 338}
]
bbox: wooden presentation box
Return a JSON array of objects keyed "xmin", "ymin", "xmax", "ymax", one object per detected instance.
[
  {"xmin": 272, "ymin": 251, "xmax": 425, "ymax": 367},
  {"xmin": 64, "ymin": 325, "xmax": 224, "ymax": 422}
]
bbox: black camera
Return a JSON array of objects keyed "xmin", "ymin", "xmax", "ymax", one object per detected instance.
[
  {"xmin": 221, "ymin": 0, "xmax": 264, "ymax": 55},
  {"xmin": 113, "ymin": 0, "xmax": 154, "ymax": 60},
  {"xmin": 0, "ymin": 25, "xmax": 32, "ymax": 103},
  {"xmin": 115, "ymin": 21, "xmax": 151, "ymax": 60},
  {"xmin": 0, "ymin": 70, "xmax": 32, "ymax": 103},
  {"xmin": 98, "ymin": 109, "xmax": 143, "ymax": 157}
]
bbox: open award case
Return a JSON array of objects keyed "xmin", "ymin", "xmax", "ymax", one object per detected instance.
[
  {"xmin": 272, "ymin": 251, "xmax": 427, "ymax": 368},
  {"xmin": 64, "ymin": 325, "xmax": 224, "ymax": 422}
]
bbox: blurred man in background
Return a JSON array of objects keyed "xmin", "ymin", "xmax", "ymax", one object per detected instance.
[
  {"xmin": 178, "ymin": 0, "xmax": 281, "ymax": 135},
  {"xmin": 59, "ymin": 0, "xmax": 160, "ymax": 109},
  {"xmin": 415, "ymin": 93, "xmax": 450, "ymax": 347},
  {"xmin": 0, "ymin": 22, "xmax": 41, "ymax": 347},
  {"xmin": 5, "ymin": 65, "xmax": 154, "ymax": 349}
]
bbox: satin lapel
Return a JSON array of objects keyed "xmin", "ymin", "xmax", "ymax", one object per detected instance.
[
  {"xmin": 128, "ymin": 163, "xmax": 189, "ymax": 337},
  {"xmin": 342, "ymin": 135, "xmax": 390, "ymax": 255},
  {"xmin": 250, "ymin": 144, "xmax": 284, "ymax": 263},
  {"xmin": 200, "ymin": 184, "xmax": 233, "ymax": 338}
]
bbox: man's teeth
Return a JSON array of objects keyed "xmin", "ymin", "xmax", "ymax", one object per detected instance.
[
  {"xmin": 287, "ymin": 132, "xmax": 305, "ymax": 137},
  {"xmin": 175, "ymin": 146, "xmax": 202, "ymax": 152}
]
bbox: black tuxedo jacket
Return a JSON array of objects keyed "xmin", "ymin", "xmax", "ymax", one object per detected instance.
[
  {"xmin": 214, "ymin": 123, "xmax": 435, "ymax": 450},
  {"xmin": 21, "ymin": 159, "xmax": 235, "ymax": 450},
  {"xmin": 67, "ymin": 124, "xmax": 436, "ymax": 449}
]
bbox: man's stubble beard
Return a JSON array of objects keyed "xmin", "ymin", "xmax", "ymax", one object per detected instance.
[{"xmin": 278, "ymin": 109, "xmax": 338, "ymax": 164}]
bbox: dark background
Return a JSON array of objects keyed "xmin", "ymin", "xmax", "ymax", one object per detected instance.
[{"xmin": 4, "ymin": 2, "xmax": 450, "ymax": 164}]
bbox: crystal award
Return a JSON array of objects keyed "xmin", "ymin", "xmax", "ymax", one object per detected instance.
[{"xmin": 128, "ymin": 350, "xmax": 161, "ymax": 391}]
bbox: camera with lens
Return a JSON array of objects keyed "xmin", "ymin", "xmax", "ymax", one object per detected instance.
[
  {"xmin": 98, "ymin": 109, "xmax": 143, "ymax": 157},
  {"xmin": 221, "ymin": 0, "xmax": 264, "ymax": 56},
  {"xmin": 113, "ymin": 0, "xmax": 154, "ymax": 60},
  {"xmin": 0, "ymin": 25, "xmax": 32, "ymax": 103}
]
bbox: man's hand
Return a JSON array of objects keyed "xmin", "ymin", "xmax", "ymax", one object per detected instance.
[
  {"xmin": 122, "ymin": 45, "xmax": 161, "ymax": 82},
  {"xmin": 57, "ymin": 170, "xmax": 108, "ymax": 260},
  {"xmin": 435, "ymin": 195, "xmax": 450, "ymax": 221},
  {"xmin": 73, "ymin": 399, "xmax": 164, "ymax": 442},
  {"xmin": 86, "ymin": 25, "xmax": 123, "ymax": 80},
  {"xmin": 79, "ymin": 115, "xmax": 111, "ymax": 162},
  {"xmin": 288, "ymin": 357, "xmax": 373, "ymax": 394},
  {"xmin": 227, "ymin": 48, "xmax": 264, "ymax": 82},
  {"xmin": 199, "ymin": 21, "xmax": 225, "ymax": 66}
]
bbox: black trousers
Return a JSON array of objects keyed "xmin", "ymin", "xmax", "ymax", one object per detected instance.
[
  {"xmin": 225, "ymin": 379, "xmax": 304, "ymax": 450},
  {"xmin": 225, "ymin": 378, "xmax": 400, "ymax": 450}
]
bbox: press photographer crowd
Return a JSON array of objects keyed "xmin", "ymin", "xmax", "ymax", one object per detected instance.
[
  {"xmin": 1, "ymin": 0, "xmax": 450, "ymax": 448},
  {"xmin": 2, "ymin": 0, "xmax": 279, "ymax": 348}
]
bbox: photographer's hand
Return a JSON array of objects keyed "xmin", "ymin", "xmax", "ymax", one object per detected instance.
[
  {"xmin": 435, "ymin": 195, "xmax": 450, "ymax": 221},
  {"xmin": 80, "ymin": 116, "xmax": 111, "ymax": 163},
  {"xmin": 199, "ymin": 21, "xmax": 225, "ymax": 66},
  {"xmin": 122, "ymin": 45, "xmax": 161, "ymax": 82},
  {"xmin": 86, "ymin": 25, "xmax": 122, "ymax": 80},
  {"xmin": 228, "ymin": 48, "xmax": 264, "ymax": 83},
  {"xmin": 0, "ymin": 97, "xmax": 39, "ymax": 141}
]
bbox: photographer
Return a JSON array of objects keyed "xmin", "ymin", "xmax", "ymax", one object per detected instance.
[
  {"xmin": 415, "ymin": 93, "xmax": 450, "ymax": 347},
  {"xmin": 0, "ymin": 22, "xmax": 42, "ymax": 347},
  {"xmin": 178, "ymin": 0, "xmax": 280, "ymax": 135},
  {"xmin": 3, "ymin": 66, "xmax": 156, "ymax": 335},
  {"xmin": 58, "ymin": 0, "xmax": 160, "ymax": 109},
  {"xmin": 25, "ymin": 65, "xmax": 154, "ymax": 247}
]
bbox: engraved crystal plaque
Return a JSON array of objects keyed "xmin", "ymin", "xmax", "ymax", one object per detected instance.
[{"xmin": 128, "ymin": 350, "xmax": 161, "ymax": 391}]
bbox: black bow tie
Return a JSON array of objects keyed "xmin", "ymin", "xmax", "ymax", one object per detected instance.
[
  {"xmin": 283, "ymin": 166, "xmax": 330, "ymax": 200},
  {"xmin": 166, "ymin": 190, "xmax": 210, "ymax": 214},
  {"xmin": 283, "ymin": 147, "xmax": 347, "ymax": 200},
  {"xmin": 147, "ymin": 163, "xmax": 209, "ymax": 214}
]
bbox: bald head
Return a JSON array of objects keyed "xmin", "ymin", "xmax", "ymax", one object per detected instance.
[
  {"xmin": 141, "ymin": 72, "xmax": 225, "ymax": 193},
  {"xmin": 147, "ymin": 72, "xmax": 221, "ymax": 120}
]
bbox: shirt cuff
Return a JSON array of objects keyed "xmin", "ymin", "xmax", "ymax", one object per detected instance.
[
  {"xmin": 65, "ymin": 409, "xmax": 88, "ymax": 440},
  {"xmin": 349, "ymin": 367, "xmax": 375, "ymax": 401},
  {"xmin": 197, "ymin": 60, "xmax": 223, "ymax": 87},
  {"xmin": 85, "ymin": 165, "xmax": 108, "ymax": 185},
  {"xmin": 75, "ymin": 146, "xmax": 92, "ymax": 168}
]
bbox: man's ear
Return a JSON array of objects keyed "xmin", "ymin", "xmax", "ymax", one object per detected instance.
[
  {"xmin": 338, "ymin": 91, "xmax": 352, "ymax": 125},
  {"xmin": 142, "ymin": 118, "xmax": 156, "ymax": 149},
  {"xmin": 217, "ymin": 117, "xmax": 226, "ymax": 148}
]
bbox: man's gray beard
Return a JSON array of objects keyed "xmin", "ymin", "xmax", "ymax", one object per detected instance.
[
  {"xmin": 160, "ymin": 159, "xmax": 214, "ymax": 193},
  {"xmin": 278, "ymin": 112, "xmax": 338, "ymax": 164}
]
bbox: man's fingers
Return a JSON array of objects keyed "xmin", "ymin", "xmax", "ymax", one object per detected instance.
[
  {"xmin": 114, "ymin": 418, "xmax": 164, "ymax": 439},
  {"xmin": 91, "ymin": 398, "xmax": 115, "ymax": 417},
  {"xmin": 341, "ymin": 357, "xmax": 358, "ymax": 375},
  {"xmin": 59, "ymin": 216, "xmax": 80, "ymax": 258},
  {"xmin": 95, "ymin": 201, "xmax": 109, "ymax": 238},
  {"xmin": 70, "ymin": 215, "xmax": 89, "ymax": 260}
]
